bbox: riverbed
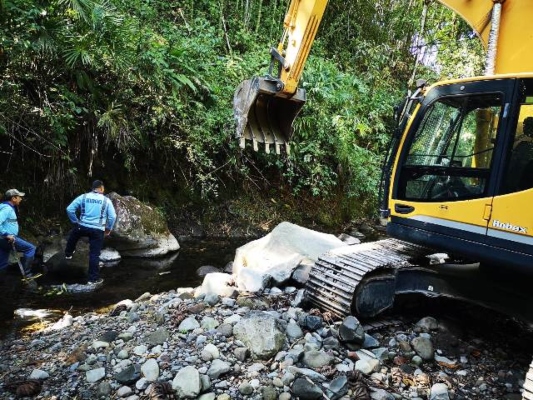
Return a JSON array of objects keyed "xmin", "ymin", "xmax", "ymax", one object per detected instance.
[{"xmin": 0, "ymin": 237, "xmax": 248, "ymax": 339}]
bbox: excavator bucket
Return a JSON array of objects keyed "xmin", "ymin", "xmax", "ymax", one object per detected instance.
[{"xmin": 233, "ymin": 77, "xmax": 306, "ymax": 154}]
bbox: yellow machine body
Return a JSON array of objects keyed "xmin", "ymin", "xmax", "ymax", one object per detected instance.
[{"xmin": 444, "ymin": 0, "xmax": 533, "ymax": 74}]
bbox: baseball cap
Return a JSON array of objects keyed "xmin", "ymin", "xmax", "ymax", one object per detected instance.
[{"xmin": 5, "ymin": 189, "xmax": 25, "ymax": 198}]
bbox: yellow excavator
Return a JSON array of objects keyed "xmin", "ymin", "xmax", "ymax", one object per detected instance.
[{"xmin": 235, "ymin": 1, "xmax": 533, "ymax": 397}]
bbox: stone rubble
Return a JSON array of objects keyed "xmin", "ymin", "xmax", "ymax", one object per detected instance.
[{"xmin": 0, "ymin": 286, "xmax": 530, "ymax": 400}]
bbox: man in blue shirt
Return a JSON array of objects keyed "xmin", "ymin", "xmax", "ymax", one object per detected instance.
[
  {"xmin": 0, "ymin": 189, "xmax": 36, "ymax": 276},
  {"xmin": 65, "ymin": 180, "xmax": 117, "ymax": 285}
]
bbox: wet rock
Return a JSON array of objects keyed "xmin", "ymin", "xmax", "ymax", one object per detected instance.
[
  {"xmin": 362, "ymin": 333, "xmax": 380, "ymax": 349},
  {"xmin": 98, "ymin": 330, "xmax": 119, "ymax": 343},
  {"xmin": 304, "ymin": 315, "xmax": 323, "ymax": 331},
  {"xmin": 106, "ymin": 192, "xmax": 180, "ymax": 257},
  {"xmin": 204, "ymin": 293, "xmax": 220, "ymax": 307},
  {"xmin": 326, "ymin": 375, "xmax": 349, "ymax": 399},
  {"xmin": 100, "ymin": 248, "xmax": 121, "ymax": 266},
  {"xmin": 97, "ymin": 381, "xmax": 112, "ymax": 397},
  {"xmin": 323, "ymin": 336, "xmax": 341, "ymax": 351}
]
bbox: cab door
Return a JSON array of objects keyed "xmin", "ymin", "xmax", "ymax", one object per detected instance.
[
  {"xmin": 387, "ymin": 79, "xmax": 516, "ymax": 258},
  {"xmin": 486, "ymin": 79, "xmax": 533, "ymax": 265}
]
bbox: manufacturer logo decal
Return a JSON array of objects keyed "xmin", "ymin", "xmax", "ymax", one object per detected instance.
[{"xmin": 492, "ymin": 220, "xmax": 527, "ymax": 234}]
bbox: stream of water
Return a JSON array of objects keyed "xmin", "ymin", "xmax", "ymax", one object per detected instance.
[{"xmin": 0, "ymin": 237, "xmax": 249, "ymax": 339}]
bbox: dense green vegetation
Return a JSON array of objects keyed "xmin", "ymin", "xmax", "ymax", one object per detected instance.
[{"xmin": 0, "ymin": 0, "xmax": 483, "ymax": 232}]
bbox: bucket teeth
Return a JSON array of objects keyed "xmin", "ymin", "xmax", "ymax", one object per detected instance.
[{"xmin": 233, "ymin": 77, "xmax": 306, "ymax": 153}]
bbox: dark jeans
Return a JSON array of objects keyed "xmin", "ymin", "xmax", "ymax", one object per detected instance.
[
  {"xmin": 0, "ymin": 236, "xmax": 36, "ymax": 271},
  {"xmin": 65, "ymin": 225, "xmax": 104, "ymax": 282}
]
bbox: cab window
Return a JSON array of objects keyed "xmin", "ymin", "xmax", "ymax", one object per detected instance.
[
  {"xmin": 501, "ymin": 99, "xmax": 533, "ymax": 194},
  {"xmin": 397, "ymin": 93, "xmax": 502, "ymax": 201}
]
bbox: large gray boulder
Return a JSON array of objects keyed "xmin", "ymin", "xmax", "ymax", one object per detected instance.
[
  {"xmin": 106, "ymin": 192, "xmax": 179, "ymax": 257},
  {"xmin": 232, "ymin": 222, "xmax": 347, "ymax": 292}
]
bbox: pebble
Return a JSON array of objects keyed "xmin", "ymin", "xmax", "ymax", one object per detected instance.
[{"xmin": 0, "ymin": 286, "xmax": 530, "ymax": 400}]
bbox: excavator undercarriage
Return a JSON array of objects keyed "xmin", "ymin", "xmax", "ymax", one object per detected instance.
[{"xmin": 305, "ymin": 238, "xmax": 533, "ymax": 329}]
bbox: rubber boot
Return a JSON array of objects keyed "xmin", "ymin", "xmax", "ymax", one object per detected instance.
[
  {"xmin": 22, "ymin": 257, "xmax": 34, "ymax": 278},
  {"xmin": 21, "ymin": 256, "xmax": 39, "ymax": 290}
]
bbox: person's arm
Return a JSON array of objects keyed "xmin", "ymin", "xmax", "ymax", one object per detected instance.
[
  {"xmin": 104, "ymin": 199, "xmax": 117, "ymax": 235},
  {"xmin": 0, "ymin": 206, "xmax": 15, "ymax": 242},
  {"xmin": 66, "ymin": 196, "xmax": 82, "ymax": 224},
  {"xmin": 0, "ymin": 206, "xmax": 8, "ymax": 236}
]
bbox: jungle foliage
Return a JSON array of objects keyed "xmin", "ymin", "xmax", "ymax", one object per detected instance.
[{"xmin": 0, "ymin": 0, "xmax": 483, "ymax": 223}]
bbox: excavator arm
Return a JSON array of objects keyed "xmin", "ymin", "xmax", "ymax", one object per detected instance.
[{"xmin": 270, "ymin": 0, "xmax": 329, "ymax": 96}]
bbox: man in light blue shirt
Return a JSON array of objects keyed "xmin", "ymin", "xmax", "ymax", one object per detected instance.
[
  {"xmin": 65, "ymin": 180, "xmax": 117, "ymax": 285},
  {"xmin": 0, "ymin": 189, "xmax": 36, "ymax": 276}
]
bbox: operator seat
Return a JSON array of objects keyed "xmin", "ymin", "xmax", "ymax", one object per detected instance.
[{"xmin": 507, "ymin": 117, "xmax": 533, "ymax": 192}]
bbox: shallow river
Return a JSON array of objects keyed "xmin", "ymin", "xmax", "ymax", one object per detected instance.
[{"xmin": 0, "ymin": 237, "xmax": 248, "ymax": 339}]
